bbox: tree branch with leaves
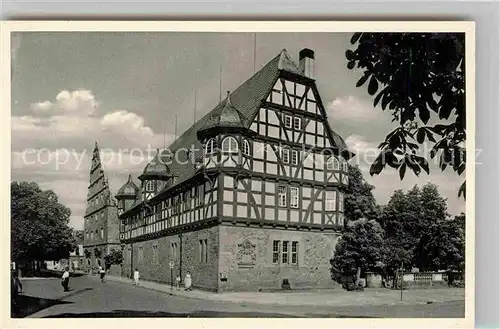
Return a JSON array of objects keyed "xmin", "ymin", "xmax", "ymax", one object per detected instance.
[{"xmin": 346, "ymin": 33, "xmax": 466, "ymax": 198}]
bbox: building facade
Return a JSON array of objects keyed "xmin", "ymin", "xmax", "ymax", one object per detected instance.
[
  {"xmin": 83, "ymin": 142, "xmax": 121, "ymax": 271},
  {"xmin": 116, "ymin": 48, "xmax": 353, "ymax": 292}
]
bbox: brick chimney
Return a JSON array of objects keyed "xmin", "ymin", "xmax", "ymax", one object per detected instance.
[{"xmin": 299, "ymin": 48, "xmax": 315, "ymax": 79}]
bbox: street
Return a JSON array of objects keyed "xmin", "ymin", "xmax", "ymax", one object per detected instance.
[{"xmin": 12, "ymin": 276, "xmax": 464, "ymax": 318}]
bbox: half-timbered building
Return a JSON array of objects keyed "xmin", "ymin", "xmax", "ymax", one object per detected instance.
[{"xmin": 116, "ymin": 48, "xmax": 354, "ymax": 292}]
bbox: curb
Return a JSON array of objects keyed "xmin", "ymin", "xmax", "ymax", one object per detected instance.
[{"xmin": 87, "ymin": 275, "xmax": 464, "ymax": 308}]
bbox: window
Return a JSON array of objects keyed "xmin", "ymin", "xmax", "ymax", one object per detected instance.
[
  {"xmin": 291, "ymin": 242, "xmax": 298, "ymax": 264},
  {"xmin": 325, "ymin": 191, "xmax": 337, "ymax": 211},
  {"xmin": 291, "ymin": 150, "xmax": 299, "ymax": 165},
  {"xmin": 145, "ymin": 181, "xmax": 154, "ymax": 192},
  {"xmin": 243, "ymin": 139, "xmax": 251, "ymax": 156},
  {"xmin": 283, "ymin": 115, "xmax": 292, "ymax": 128},
  {"xmin": 100, "ymin": 228, "xmax": 104, "ymax": 239},
  {"xmin": 222, "ymin": 136, "xmax": 238, "ymax": 153},
  {"xmin": 293, "ymin": 117, "xmax": 301, "ymax": 130},
  {"xmin": 90, "ymin": 231, "xmax": 94, "ymax": 240},
  {"xmin": 205, "ymin": 139, "xmax": 215, "ymax": 155},
  {"xmin": 342, "ymin": 160, "xmax": 348, "ymax": 172},
  {"xmin": 199, "ymin": 239, "xmax": 208, "ymax": 263},
  {"xmin": 197, "ymin": 184, "xmax": 204, "ymax": 206},
  {"xmin": 171, "ymin": 242, "xmax": 178, "ymax": 261},
  {"xmin": 273, "ymin": 240, "xmax": 299, "ymax": 265},
  {"xmin": 282, "ymin": 241, "xmax": 289, "ymax": 264},
  {"xmin": 272, "ymin": 241, "xmax": 280, "ymax": 264},
  {"xmin": 282, "ymin": 148, "xmax": 290, "ymax": 164},
  {"xmin": 327, "ymin": 157, "xmax": 340, "ymax": 170},
  {"xmin": 138, "ymin": 246, "xmax": 144, "ymax": 263},
  {"xmin": 339, "ymin": 193, "xmax": 344, "ymax": 212},
  {"xmin": 290, "ymin": 187, "xmax": 299, "ymax": 208},
  {"xmin": 278, "ymin": 185, "xmax": 287, "ymax": 207},
  {"xmin": 152, "ymin": 244, "xmax": 159, "ymax": 264}
]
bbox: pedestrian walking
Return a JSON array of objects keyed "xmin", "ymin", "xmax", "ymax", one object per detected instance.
[
  {"xmin": 61, "ymin": 267, "xmax": 70, "ymax": 292},
  {"xmin": 175, "ymin": 274, "xmax": 181, "ymax": 290},
  {"xmin": 99, "ymin": 266, "xmax": 106, "ymax": 283},
  {"xmin": 11, "ymin": 271, "xmax": 23, "ymax": 305},
  {"xmin": 133, "ymin": 268, "xmax": 140, "ymax": 286},
  {"xmin": 184, "ymin": 271, "xmax": 192, "ymax": 291}
]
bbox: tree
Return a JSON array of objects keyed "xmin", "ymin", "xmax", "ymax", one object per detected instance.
[
  {"xmin": 11, "ymin": 181, "xmax": 76, "ymax": 274},
  {"xmin": 330, "ymin": 218, "xmax": 385, "ymax": 285},
  {"xmin": 381, "ymin": 183, "xmax": 453, "ymax": 273},
  {"xmin": 104, "ymin": 249, "xmax": 124, "ymax": 270},
  {"xmin": 417, "ymin": 218, "xmax": 465, "ymax": 272},
  {"xmin": 94, "ymin": 247, "xmax": 102, "ymax": 259},
  {"xmin": 84, "ymin": 249, "xmax": 91, "ymax": 259},
  {"xmin": 346, "ymin": 33, "xmax": 466, "ymax": 198},
  {"xmin": 344, "ymin": 165, "xmax": 380, "ymax": 223}
]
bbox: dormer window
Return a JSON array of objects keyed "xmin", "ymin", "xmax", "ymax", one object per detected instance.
[
  {"xmin": 243, "ymin": 140, "xmax": 251, "ymax": 156},
  {"xmin": 145, "ymin": 181, "xmax": 154, "ymax": 192},
  {"xmin": 222, "ymin": 136, "xmax": 238, "ymax": 154},
  {"xmin": 205, "ymin": 139, "xmax": 215, "ymax": 155}
]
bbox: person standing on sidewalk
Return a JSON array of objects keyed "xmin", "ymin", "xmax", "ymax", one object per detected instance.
[
  {"xmin": 133, "ymin": 268, "xmax": 140, "ymax": 286},
  {"xmin": 184, "ymin": 271, "xmax": 192, "ymax": 291},
  {"xmin": 175, "ymin": 274, "xmax": 181, "ymax": 290},
  {"xmin": 61, "ymin": 267, "xmax": 70, "ymax": 292},
  {"xmin": 99, "ymin": 266, "xmax": 106, "ymax": 283}
]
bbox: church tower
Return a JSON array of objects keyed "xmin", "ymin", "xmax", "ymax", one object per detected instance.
[{"xmin": 83, "ymin": 141, "xmax": 120, "ymax": 271}]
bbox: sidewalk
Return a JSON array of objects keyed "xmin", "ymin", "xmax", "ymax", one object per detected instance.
[{"xmin": 94, "ymin": 275, "xmax": 465, "ymax": 307}]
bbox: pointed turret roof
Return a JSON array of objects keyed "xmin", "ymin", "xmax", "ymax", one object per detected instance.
[
  {"xmin": 197, "ymin": 91, "xmax": 247, "ymax": 139},
  {"xmin": 116, "ymin": 174, "xmax": 140, "ymax": 199},
  {"xmin": 138, "ymin": 149, "xmax": 172, "ymax": 181}
]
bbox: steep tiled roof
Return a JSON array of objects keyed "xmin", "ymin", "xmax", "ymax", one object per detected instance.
[
  {"xmin": 122, "ymin": 49, "xmax": 351, "ymax": 212},
  {"xmin": 157, "ymin": 52, "xmax": 282, "ymax": 190}
]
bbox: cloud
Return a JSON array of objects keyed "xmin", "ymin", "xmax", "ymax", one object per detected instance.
[
  {"xmin": 327, "ymin": 96, "xmax": 382, "ymax": 122},
  {"xmin": 12, "ymin": 90, "xmax": 173, "ymax": 151},
  {"xmin": 30, "ymin": 89, "xmax": 99, "ymax": 117}
]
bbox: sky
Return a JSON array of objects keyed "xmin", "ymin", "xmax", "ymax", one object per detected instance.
[{"xmin": 10, "ymin": 32, "xmax": 465, "ymax": 230}]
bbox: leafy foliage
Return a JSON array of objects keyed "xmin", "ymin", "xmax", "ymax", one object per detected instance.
[
  {"xmin": 346, "ymin": 33, "xmax": 466, "ymax": 198},
  {"xmin": 11, "ymin": 181, "xmax": 76, "ymax": 262},
  {"xmin": 344, "ymin": 165, "xmax": 380, "ymax": 223},
  {"xmin": 380, "ymin": 183, "xmax": 456, "ymax": 273},
  {"xmin": 416, "ymin": 216, "xmax": 465, "ymax": 271},
  {"xmin": 104, "ymin": 249, "xmax": 123, "ymax": 270},
  {"xmin": 84, "ymin": 249, "xmax": 91, "ymax": 259},
  {"xmin": 94, "ymin": 247, "xmax": 102, "ymax": 259},
  {"xmin": 330, "ymin": 218, "xmax": 385, "ymax": 284}
]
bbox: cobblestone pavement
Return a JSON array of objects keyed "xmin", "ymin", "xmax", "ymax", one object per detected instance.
[{"xmin": 11, "ymin": 276, "xmax": 464, "ymax": 318}]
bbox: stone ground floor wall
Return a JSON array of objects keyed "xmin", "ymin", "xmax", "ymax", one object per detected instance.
[
  {"xmin": 218, "ymin": 225, "xmax": 342, "ymax": 292},
  {"xmin": 122, "ymin": 226, "xmax": 220, "ymax": 291},
  {"xmin": 120, "ymin": 225, "xmax": 341, "ymax": 292}
]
